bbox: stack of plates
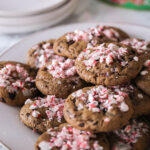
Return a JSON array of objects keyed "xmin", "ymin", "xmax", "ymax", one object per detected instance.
[{"xmin": 0, "ymin": 0, "xmax": 78, "ymax": 34}]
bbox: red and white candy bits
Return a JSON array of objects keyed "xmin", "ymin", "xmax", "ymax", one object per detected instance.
[
  {"xmin": 0, "ymin": 63, "xmax": 35, "ymax": 95},
  {"xmin": 140, "ymin": 59, "xmax": 150, "ymax": 76},
  {"xmin": 29, "ymin": 95, "xmax": 65, "ymax": 123},
  {"xmin": 38, "ymin": 125, "xmax": 104, "ymax": 150},
  {"xmin": 78, "ymin": 43, "xmax": 130, "ymax": 70},
  {"xmin": 66, "ymin": 29, "xmax": 90, "ymax": 42},
  {"xmin": 32, "ymin": 42, "xmax": 65, "ymax": 68},
  {"xmin": 121, "ymin": 38, "xmax": 150, "ymax": 54},
  {"xmin": 115, "ymin": 120, "xmax": 149, "ymax": 144},
  {"xmin": 65, "ymin": 26, "xmax": 121, "ymax": 44},
  {"xmin": 89, "ymin": 25, "xmax": 120, "ymax": 41},
  {"xmin": 72, "ymin": 85, "xmax": 129, "ymax": 113},
  {"xmin": 47, "ymin": 58, "xmax": 77, "ymax": 78}
]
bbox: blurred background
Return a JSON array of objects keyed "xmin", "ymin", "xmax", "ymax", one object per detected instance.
[{"xmin": 0, "ymin": 0, "xmax": 149, "ymax": 54}]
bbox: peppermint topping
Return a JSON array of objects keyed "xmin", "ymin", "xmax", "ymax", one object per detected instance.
[
  {"xmin": 144, "ymin": 59, "xmax": 150, "ymax": 68},
  {"xmin": 113, "ymin": 141, "xmax": 131, "ymax": 150},
  {"xmin": 115, "ymin": 120, "xmax": 148, "ymax": 144},
  {"xmin": 133, "ymin": 56, "xmax": 138, "ymax": 61},
  {"xmin": 25, "ymin": 99, "xmax": 33, "ymax": 104},
  {"xmin": 66, "ymin": 29, "xmax": 90, "ymax": 42},
  {"xmin": 78, "ymin": 43, "xmax": 129, "ymax": 70},
  {"xmin": 0, "ymin": 63, "xmax": 35, "ymax": 94},
  {"xmin": 137, "ymin": 93, "xmax": 143, "ymax": 99},
  {"xmin": 39, "ymin": 141, "xmax": 50, "ymax": 150},
  {"xmin": 29, "ymin": 95, "xmax": 65, "ymax": 122},
  {"xmin": 32, "ymin": 110, "xmax": 40, "ymax": 118},
  {"xmin": 32, "ymin": 42, "xmax": 65, "ymax": 68},
  {"xmin": 121, "ymin": 38, "xmax": 150, "ymax": 54},
  {"xmin": 66, "ymin": 26, "xmax": 121, "ymax": 44},
  {"xmin": 72, "ymin": 85, "xmax": 129, "ymax": 113},
  {"xmin": 141, "ymin": 70, "xmax": 148, "ymax": 76},
  {"xmin": 139, "ymin": 59, "xmax": 150, "ymax": 76},
  {"xmin": 47, "ymin": 58, "xmax": 76, "ymax": 78},
  {"xmin": 39, "ymin": 125, "xmax": 104, "ymax": 150}
]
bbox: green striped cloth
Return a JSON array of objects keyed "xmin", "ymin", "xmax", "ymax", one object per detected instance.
[{"xmin": 101, "ymin": 0, "xmax": 150, "ymax": 10}]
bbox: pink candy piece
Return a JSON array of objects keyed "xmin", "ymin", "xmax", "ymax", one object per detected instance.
[
  {"xmin": 39, "ymin": 125, "xmax": 103, "ymax": 150},
  {"xmin": 32, "ymin": 42, "xmax": 65, "ymax": 68},
  {"xmin": 78, "ymin": 43, "xmax": 130, "ymax": 70},
  {"xmin": 47, "ymin": 58, "xmax": 77, "ymax": 79},
  {"xmin": 121, "ymin": 38, "xmax": 150, "ymax": 54},
  {"xmin": 0, "ymin": 63, "xmax": 35, "ymax": 94},
  {"xmin": 72, "ymin": 85, "xmax": 129, "ymax": 113},
  {"xmin": 115, "ymin": 120, "xmax": 149, "ymax": 144},
  {"xmin": 29, "ymin": 95, "xmax": 65, "ymax": 123},
  {"xmin": 65, "ymin": 26, "xmax": 121, "ymax": 46}
]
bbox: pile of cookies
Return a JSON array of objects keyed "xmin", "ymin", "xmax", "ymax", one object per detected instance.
[{"xmin": 1, "ymin": 25, "xmax": 150, "ymax": 150}]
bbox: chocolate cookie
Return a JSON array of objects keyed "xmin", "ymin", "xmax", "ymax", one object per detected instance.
[
  {"xmin": 35, "ymin": 124, "xmax": 110, "ymax": 150},
  {"xmin": 135, "ymin": 59, "xmax": 150, "ymax": 96},
  {"xmin": 116, "ymin": 85, "xmax": 150, "ymax": 118},
  {"xmin": 27, "ymin": 39, "xmax": 65, "ymax": 69},
  {"xmin": 75, "ymin": 42, "xmax": 142, "ymax": 86},
  {"xmin": 53, "ymin": 26, "xmax": 129, "ymax": 59},
  {"xmin": 36, "ymin": 58, "xmax": 86, "ymax": 98},
  {"xmin": 20, "ymin": 95, "xmax": 66, "ymax": 133},
  {"xmin": 110, "ymin": 119, "xmax": 150, "ymax": 150},
  {"xmin": 64, "ymin": 85, "xmax": 133, "ymax": 132},
  {"xmin": 0, "ymin": 61, "xmax": 38, "ymax": 106},
  {"xmin": 121, "ymin": 38, "xmax": 150, "ymax": 61}
]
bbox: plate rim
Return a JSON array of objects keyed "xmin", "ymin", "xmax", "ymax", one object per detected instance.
[{"xmin": 0, "ymin": 21, "xmax": 150, "ymax": 57}]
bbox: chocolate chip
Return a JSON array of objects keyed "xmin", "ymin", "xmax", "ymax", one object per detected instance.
[
  {"xmin": 37, "ymin": 146, "xmax": 41, "ymax": 150},
  {"xmin": 58, "ymin": 49, "xmax": 61, "ymax": 53},
  {"xmin": 26, "ymin": 113, "xmax": 30, "ymax": 117},
  {"xmin": 105, "ymin": 65, "xmax": 109, "ymax": 68},
  {"xmin": 67, "ymin": 40, "xmax": 74, "ymax": 45},
  {"xmin": 70, "ymin": 81, "xmax": 77, "ymax": 85},
  {"xmin": 8, "ymin": 92, "xmax": 16, "ymax": 100},
  {"xmin": 0, "ymin": 97, "xmax": 6, "ymax": 103},
  {"xmin": 93, "ymin": 121, "xmax": 98, "ymax": 125},
  {"xmin": 79, "ymin": 123, "xmax": 84, "ymax": 127},
  {"xmin": 103, "ymin": 108, "xmax": 107, "ymax": 113},
  {"xmin": 88, "ymin": 119, "xmax": 93, "ymax": 122}
]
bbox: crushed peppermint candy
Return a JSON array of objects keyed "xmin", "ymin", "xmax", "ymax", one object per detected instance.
[
  {"xmin": 25, "ymin": 99, "xmax": 33, "ymax": 104},
  {"xmin": 39, "ymin": 125, "xmax": 104, "ymax": 150},
  {"xmin": 77, "ymin": 43, "xmax": 129, "ymax": 70},
  {"xmin": 47, "ymin": 58, "xmax": 77, "ymax": 78},
  {"xmin": 29, "ymin": 95, "xmax": 65, "ymax": 122},
  {"xmin": 121, "ymin": 38, "xmax": 150, "ymax": 54},
  {"xmin": 137, "ymin": 93, "xmax": 143, "ymax": 99},
  {"xmin": 0, "ymin": 63, "xmax": 35, "ymax": 94},
  {"xmin": 115, "ymin": 120, "xmax": 149, "ymax": 144},
  {"xmin": 32, "ymin": 42, "xmax": 65, "ymax": 68},
  {"xmin": 112, "ymin": 141, "xmax": 131, "ymax": 150},
  {"xmin": 65, "ymin": 26, "xmax": 121, "ymax": 45},
  {"xmin": 133, "ymin": 56, "xmax": 139, "ymax": 61},
  {"xmin": 144, "ymin": 59, "xmax": 150, "ymax": 67},
  {"xmin": 32, "ymin": 110, "xmax": 40, "ymax": 118},
  {"xmin": 72, "ymin": 85, "xmax": 129, "ymax": 113},
  {"xmin": 139, "ymin": 59, "xmax": 150, "ymax": 76},
  {"xmin": 89, "ymin": 25, "xmax": 120, "ymax": 41},
  {"xmin": 140, "ymin": 70, "xmax": 148, "ymax": 76}
]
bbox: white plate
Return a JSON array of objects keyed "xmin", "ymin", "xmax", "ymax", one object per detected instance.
[
  {"xmin": 0, "ymin": 0, "xmax": 67, "ymax": 17},
  {"xmin": 0, "ymin": 0, "xmax": 76, "ymax": 26},
  {"xmin": 0, "ymin": 23, "xmax": 150, "ymax": 150},
  {"xmin": 0, "ymin": 0, "xmax": 78, "ymax": 34}
]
